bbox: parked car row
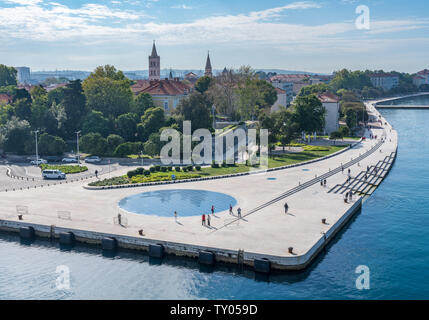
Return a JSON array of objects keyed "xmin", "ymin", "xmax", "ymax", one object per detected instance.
[{"xmin": 29, "ymin": 156, "xmax": 102, "ymax": 165}]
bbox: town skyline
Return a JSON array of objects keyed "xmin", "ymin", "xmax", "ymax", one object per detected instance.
[{"xmin": 1, "ymin": 0, "xmax": 429, "ymax": 73}]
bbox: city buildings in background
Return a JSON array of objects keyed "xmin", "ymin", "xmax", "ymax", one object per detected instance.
[
  {"xmin": 369, "ymin": 73, "xmax": 400, "ymax": 91},
  {"xmin": 413, "ymin": 69, "xmax": 429, "ymax": 87},
  {"xmin": 16, "ymin": 66, "xmax": 31, "ymax": 84}
]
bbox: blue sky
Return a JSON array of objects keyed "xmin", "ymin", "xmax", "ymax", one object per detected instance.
[{"xmin": 1, "ymin": 0, "xmax": 429, "ymax": 73}]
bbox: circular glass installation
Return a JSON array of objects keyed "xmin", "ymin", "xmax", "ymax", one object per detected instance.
[{"xmin": 118, "ymin": 189, "xmax": 237, "ymax": 217}]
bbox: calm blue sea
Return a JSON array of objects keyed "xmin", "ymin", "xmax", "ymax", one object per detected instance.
[{"xmin": 1, "ymin": 96, "xmax": 429, "ymax": 300}]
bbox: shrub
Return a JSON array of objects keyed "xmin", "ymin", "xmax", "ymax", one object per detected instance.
[
  {"xmin": 175, "ymin": 166, "xmax": 181, "ymax": 171},
  {"xmin": 167, "ymin": 166, "xmax": 173, "ymax": 171},
  {"xmin": 195, "ymin": 166, "xmax": 201, "ymax": 171},
  {"xmin": 211, "ymin": 161, "xmax": 219, "ymax": 168},
  {"xmin": 183, "ymin": 167, "xmax": 188, "ymax": 172},
  {"xmin": 149, "ymin": 166, "xmax": 156, "ymax": 173},
  {"xmin": 143, "ymin": 170, "xmax": 151, "ymax": 176},
  {"xmin": 155, "ymin": 165, "xmax": 161, "ymax": 172},
  {"xmin": 127, "ymin": 170, "xmax": 137, "ymax": 178},
  {"xmin": 221, "ymin": 161, "xmax": 228, "ymax": 168},
  {"xmin": 160, "ymin": 166, "xmax": 167, "ymax": 172},
  {"xmin": 113, "ymin": 142, "xmax": 144, "ymax": 158},
  {"xmin": 187, "ymin": 165, "xmax": 193, "ymax": 171},
  {"xmin": 135, "ymin": 167, "xmax": 144, "ymax": 175}
]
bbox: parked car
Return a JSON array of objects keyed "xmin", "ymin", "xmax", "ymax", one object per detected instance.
[
  {"xmin": 85, "ymin": 156, "xmax": 101, "ymax": 163},
  {"xmin": 45, "ymin": 156, "xmax": 62, "ymax": 163},
  {"xmin": 42, "ymin": 169, "xmax": 66, "ymax": 180},
  {"xmin": 62, "ymin": 157, "xmax": 78, "ymax": 163},
  {"xmin": 30, "ymin": 159, "xmax": 48, "ymax": 165}
]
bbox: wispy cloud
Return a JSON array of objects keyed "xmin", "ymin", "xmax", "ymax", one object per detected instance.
[{"xmin": 0, "ymin": 0, "xmax": 428, "ymax": 56}]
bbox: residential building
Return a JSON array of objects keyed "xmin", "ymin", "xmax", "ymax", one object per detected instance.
[
  {"xmin": 369, "ymin": 73, "xmax": 399, "ymax": 91},
  {"xmin": 270, "ymin": 80, "xmax": 293, "ymax": 106},
  {"xmin": 271, "ymin": 88, "xmax": 287, "ymax": 113},
  {"xmin": 413, "ymin": 69, "xmax": 429, "ymax": 87},
  {"xmin": 310, "ymin": 75, "xmax": 333, "ymax": 85},
  {"xmin": 270, "ymin": 74, "xmax": 311, "ymax": 95},
  {"xmin": 131, "ymin": 78, "xmax": 192, "ymax": 113},
  {"xmin": 318, "ymin": 92, "xmax": 340, "ymax": 134},
  {"xmin": 184, "ymin": 72, "xmax": 199, "ymax": 84},
  {"xmin": 16, "ymin": 66, "xmax": 31, "ymax": 84}
]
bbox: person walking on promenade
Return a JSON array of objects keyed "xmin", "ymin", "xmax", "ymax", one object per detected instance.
[
  {"xmin": 237, "ymin": 207, "xmax": 242, "ymax": 219},
  {"xmin": 118, "ymin": 213, "xmax": 122, "ymax": 226},
  {"xmin": 349, "ymin": 192, "xmax": 353, "ymax": 201},
  {"xmin": 174, "ymin": 211, "xmax": 177, "ymax": 222},
  {"xmin": 348, "ymin": 168, "xmax": 351, "ymax": 177},
  {"xmin": 211, "ymin": 205, "xmax": 214, "ymax": 215},
  {"xmin": 202, "ymin": 214, "xmax": 206, "ymax": 226},
  {"xmin": 284, "ymin": 202, "xmax": 289, "ymax": 214},
  {"xmin": 324, "ymin": 179, "xmax": 327, "ymax": 186},
  {"xmin": 95, "ymin": 169, "xmax": 98, "ymax": 178},
  {"xmin": 320, "ymin": 180, "xmax": 323, "ymax": 186},
  {"xmin": 341, "ymin": 166, "xmax": 344, "ymax": 174},
  {"xmin": 207, "ymin": 214, "xmax": 211, "ymax": 227},
  {"xmin": 229, "ymin": 204, "xmax": 233, "ymax": 215}
]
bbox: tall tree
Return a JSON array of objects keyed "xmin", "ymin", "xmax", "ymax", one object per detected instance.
[
  {"xmin": 132, "ymin": 92, "xmax": 155, "ymax": 117},
  {"xmin": 82, "ymin": 65, "xmax": 133, "ymax": 118},
  {"xmin": 0, "ymin": 65, "xmax": 17, "ymax": 87},
  {"xmin": 175, "ymin": 92, "xmax": 212, "ymax": 130},
  {"xmin": 63, "ymin": 80, "xmax": 87, "ymax": 137},
  {"xmin": 291, "ymin": 95, "xmax": 326, "ymax": 133}
]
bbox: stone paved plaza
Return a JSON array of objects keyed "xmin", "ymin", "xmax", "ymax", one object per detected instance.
[{"xmin": 0, "ymin": 102, "xmax": 398, "ymax": 268}]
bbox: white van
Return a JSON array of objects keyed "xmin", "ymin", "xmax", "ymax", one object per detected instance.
[{"xmin": 42, "ymin": 169, "xmax": 66, "ymax": 180}]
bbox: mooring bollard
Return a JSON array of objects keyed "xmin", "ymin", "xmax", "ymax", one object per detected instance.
[
  {"xmin": 322, "ymin": 218, "xmax": 326, "ymax": 224},
  {"xmin": 18, "ymin": 214, "xmax": 23, "ymax": 220}
]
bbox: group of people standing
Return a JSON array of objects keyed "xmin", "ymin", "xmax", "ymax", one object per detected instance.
[{"xmin": 201, "ymin": 204, "xmax": 242, "ymax": 227}]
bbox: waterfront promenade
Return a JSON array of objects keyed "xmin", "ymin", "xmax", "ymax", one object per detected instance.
[{"xmin": 0, "ymin": 102, "xmax": 398, "ymax": 270}]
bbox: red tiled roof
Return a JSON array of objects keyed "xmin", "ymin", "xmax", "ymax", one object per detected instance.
[
  {"xmin": 417, "ymin": 69, "xmax": 429, "ymax": 75},
  {"xmin": 132, "ymin": 79, "xmax": 192, "ymax": 96},
  {"xmin": 0, "ymin": 93, "xmax": 12, "ymax": 104},
  {"xmin": 185, "ymin": 72, "xmax": 198, "ymax": 78},
  {"xmin": 318, "ymin": 92, "xmax": 339, "ymax": 103}
]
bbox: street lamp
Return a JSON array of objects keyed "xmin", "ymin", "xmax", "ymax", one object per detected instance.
[
  {"xmin": 33, "ymin": 130, "xmax": 39, "ymax": 164},
  {"xmin": 75, "ymin": 131, "xmax": 81, "ymax": 165}
]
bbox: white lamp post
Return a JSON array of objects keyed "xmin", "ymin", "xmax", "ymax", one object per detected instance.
[
  {"xmin": 75, "ymin": 131, "xmax": 81, "ymax": 165},
  {"xmin": 34, "ymin": 130, "xmax": 39, "ymax": 164}
]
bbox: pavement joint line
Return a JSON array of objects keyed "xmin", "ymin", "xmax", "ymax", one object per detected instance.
[{"xmin": 214, "ymin": 139, "xmax": 384, "ymax": 231}]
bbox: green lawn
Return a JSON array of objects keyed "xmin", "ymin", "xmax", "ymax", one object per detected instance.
[
  {"xmin": 88, "ymin": 145, "xmax": 347, "ymax": 187},
  {"xmin": 268, "ymin": 145, "xmax": 346, "ymax": 168},
  {"xmin": 40, "ymin": 164, "xmax": 88, "ymax": 174}
]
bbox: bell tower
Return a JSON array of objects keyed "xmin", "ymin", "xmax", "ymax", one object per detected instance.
[{"xmin": 149, "ymin": 40, "xmax": 160, "ymax": 81}]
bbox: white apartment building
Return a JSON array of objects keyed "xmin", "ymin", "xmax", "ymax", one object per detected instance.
[
  {"xmin": 369, "ymin": 73, "xmax": 399, "ymax": 91},
  {"xmin": 318, "ymin": 93, "xmax": 340, "ymax": 134},
  {"xmin": 270, "ymin": 80, "xmax": 293, "ymax": 106},
  {"xmin": 413, "ymin": 69, "xmax": 429, "ymax": 87}
]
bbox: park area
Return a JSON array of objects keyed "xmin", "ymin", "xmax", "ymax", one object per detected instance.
[{"xmin": 88, "ymin": 144, "xmax": 346, "ymax": 186}]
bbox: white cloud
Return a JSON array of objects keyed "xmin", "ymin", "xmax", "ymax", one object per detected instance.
[
  {"xmin": 4, "ymin": 0, "xmax": 42, "ymax": 5},
  {"xmin": 0, "ymin": 0, "xmax": 428, "ymax": 57},
  {"xmin": 171, "ymin": 4, "xmax": 192, "ymax": 10}
]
